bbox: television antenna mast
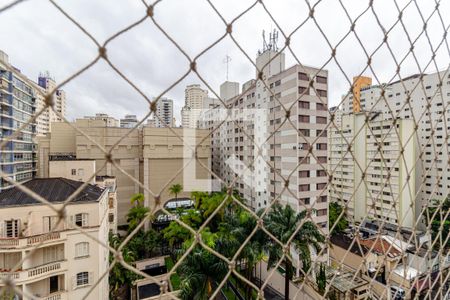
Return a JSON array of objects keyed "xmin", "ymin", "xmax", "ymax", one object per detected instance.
[{"xmin": 223, "ymin": 54, "xmax": 232, "ymax": 81}]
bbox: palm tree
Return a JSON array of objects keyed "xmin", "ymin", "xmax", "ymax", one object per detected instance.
[
  {"xmin": 191, "ymin": 191, "xmax": 209, "ymax": 209},
  {"xmin": 263, "ymin": 203, "xmax": 325, "ymax": 300},
  {"xmin": 169, "ymin": 183, "xmax": 183, "ymax": 200},
  {"xmin": 127, "ymin": 193, "xmax": 149, "ymax": 232}
]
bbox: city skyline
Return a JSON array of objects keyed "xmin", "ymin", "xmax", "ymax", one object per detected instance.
[{"xmin": 1, "ymin": 0, "xmax": 449, "ymax": 124}]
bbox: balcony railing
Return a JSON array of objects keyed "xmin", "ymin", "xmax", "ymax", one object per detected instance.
[
  {"xmin": 28, "ymin": 261, "xmax": 64, "ymax": 278},
  {"xmin": 0, "ymin": 260, "xmax": 67, "ymax": 284},
  {"xmin": 0, "ymin": 231, "xmax": 63, "ymax": 249}
]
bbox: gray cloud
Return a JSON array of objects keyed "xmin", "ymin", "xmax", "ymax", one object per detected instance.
[{"xmin": 1, "ymin": 0, "xmax": 449, "ymax": 124}]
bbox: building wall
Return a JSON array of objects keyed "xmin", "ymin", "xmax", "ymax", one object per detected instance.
[
  {"xmin": 49, "ymin": 160, "xmax": 96, "ymax": 183},
  {"xmin": 329, "ymin": 113, "xmax": 418, "ymax": 228},
  {"xmin": 0, "ymin": 53, "xmax": 37, "ymax": 191},
  {"xmin": 37, "ymin": 122, "xmax": 211, "ymax": 225}
]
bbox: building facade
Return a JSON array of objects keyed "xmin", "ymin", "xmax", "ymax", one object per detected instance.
[
  {"xmin": 83, "ymin": 113, "xmax": 119, "ymax": 127},
  {"xmin": 338, "ymin": 71, "xmax": 450, "ymax": 225},
  {"xmin": 0, "ymin": 51, "xmax": 37, "ymax": 191},
  {"xmin": 329, "ymin": 112, "xmax": 418, "ymax": 228},
  {"xmin": 181, "ymin": 84, "xmax": 219, "ymax": 128},
  {"xmin": 120, "ymin": 114, "xmax": 138, "ymax": 128},
  {"xmin": 37, "ymin": 120, "xmax": 211, "ymax": 225},
  {"xmin": 0, "ymin": 178, "xmax": 114, "ymax": 300},
  {"xmin": 202, "ymin": 48, "xmax": 329, "ymax": 231},
  {"xmin": 154, "ymin": 97, "xmax": 174, "ymax": 128},
  {"xmin": 36, "ymin": 72, "xmax": 66, "ymax": 134}
]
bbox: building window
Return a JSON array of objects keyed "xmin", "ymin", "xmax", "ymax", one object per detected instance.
[
  {"xmin": 317, "ymin": 89, "xmax": 327, "ymax": 97},
  {"xmin": 3, "ymin": 220, "xmax": 20, "ymax": 238},
  {"xmin": 316, "ymin": 103, "xmax": 327, "ymax": 111},
  {"xmin": 316, "ymin": 116, "xmax": 327, "ymax": 124},
  {"xmin": 78, "ymin": 169, "xmax": 84, "ymax": 176},
  {"xmin": 317, "ymin": 156, "xmax": 327, "ymax": 163},
  {"xmin": 299, "ymin": 170, "xmax": 310, "ymax": 178},
  {"xmin": 317, "ymin": 209, "xmax": 327, "ymax": 216},
  {"xmin": 274, "ymin": 80, "xmax": 281, "ymax": 87},
  {"xmin": 299, "ymin": 184, "xmax": 310, "ymax": 192},
  {"xmin": 298, "ymin": 86, "xmax": 309, "ymax": 95},
  {"xmin": 109, "ymin": 213, "xmax": 114, "ymax": 223},
  {"xmin": 298, "ymin": 115, "xmax": 310, "ymax": 123},
  {"xmin": 76, "ymin": 272, "xmax": 89, "ymax": 286},
  {"xmin": 74, "ymin": 213, "xmax": 88, "ymax": 227},
  {"xmin": 71, "ymin": 169, "xmax": 76, "ymax": 175},
  {"xmin": 317, "ymin": 170, "xmax": 327, "ymax": 177},
  {"xmin": 298, "ymin": 101, "xmax": 310, "ymax": 109},
  {"xmin": 316, "ymin": 143, "xmax": 327, "ymax": 150},
  {"xmin": 75, "ymin": 242, "xmax": 89, "ymax": 258},
  {"xmin": 298, "ymin": 72, "xmax": 309, "ymax": 81},
  {"xmin": 317, "ymin": 183, "xmax": 327, "ymax": 190}
]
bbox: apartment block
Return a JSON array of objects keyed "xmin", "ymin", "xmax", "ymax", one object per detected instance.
[
  {"xmin": 36, "ymin": 72, "xmax": 66, "ymax": 134},
  {"xmin": 37, "ymin": 119, "xmax": 211, "ymax": 224},
  {"xmin": 0, "ymin": 51, "xmax": 37, "ymax": 191},
  {"xmin": 181, "ymin": 84, "xmax": 219, "ymax": 128},
  {"xmin": 0, "ymin": 177, "xmax": 114, "ymax": 300},
  {"xmin": 154, "ymin": 97, "xmax": 174, "ymax": 128},
  {"xmin": 338, "ymin": 71, "xmax": 450, "ymax": 223},
  {"xmin": 202, "ymin": 48, "xmax": 329, "ymax": 230},
  {"xmin": 120, "ymin": 114, "xmax": 138, "ymax": 128},
  {"xmin": 329, "ymin": 112, "xmax": 418, "ymax": 228}
]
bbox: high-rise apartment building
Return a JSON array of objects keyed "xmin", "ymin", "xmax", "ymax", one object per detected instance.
[
  {"xmin": 181, "ymin": 84, "xmax": 219, "ymax": 128},
  {"xmin": 154, "ymin": 97, "xmax": 174, "ymax": 128},
  {"xmin": 36, "ymin": 72, "xmax": 66, "ymax": 132},
  {"xmin": 0, "ymin": 177, "xmax": 115, "ymax": 300},
  {"xmin": 37, "ymin": 119, "xmax": 211, "ymax": 224},
  {"xmin": 83, "ymin": 113, "xmax": 119, "ymax": 127},
  {"xmin": 0, "ymin": 51, "xmax": 37, "ymax": 191},
  {"xmin": 120, "ymin": 114, "xmax": 138, "ymax": 128},
  {"xmin": 202, "ymin": 47, "xmax": 329, "ymax": 230},
  {"xmin": 329, "ymin": 112, "xmax": 418, "ymax": 228},
  {"xmin": 337, "ymin": 71, "xmax": 450, "ymax": 226}
]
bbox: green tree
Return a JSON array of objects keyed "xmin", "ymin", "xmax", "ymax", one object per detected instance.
[
  {"xmin": 127, "ymin": 193, "xmax": 149, "ymax": 232},
  {"xmin": 177, "ymin": 229, "xmax": 226, "ymax": 300},
  {"xmin": 191, "ymin": 191, "xmax": 209, "ymax": 209},
  {"xmin": 426, "ymin": 197, "xmax": 450, "ymax": 249},
  {"xmin": 263, "ymin": 203, "xmax": 325, "ymax": 300},
  {"xmin": 169, "ymin": 183, "xmax": 183, "ymax": 200},
  {"xmin": 316, "ymin": 263, "xmax": 327, "ymax": 295},
  {"xmin": 329, "ymin": 202, "xmax": 348, "ymax": 235},
  {"xmin": 163, "ymin": 209, "xmax": 203, "ymax": 248}
]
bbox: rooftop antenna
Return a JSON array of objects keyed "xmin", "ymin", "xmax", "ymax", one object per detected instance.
[{"xmin": 223, "ymin": 54, "xmax": 232, "ymax": 81}]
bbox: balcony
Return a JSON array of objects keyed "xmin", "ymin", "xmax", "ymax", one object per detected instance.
[
  {"xmin": 0, "ymin": 260, "xmax": 67, "ymax": 284},
  {"xmin": 0, "ymin": 231, "xmax": 63, "ymax": 249}
]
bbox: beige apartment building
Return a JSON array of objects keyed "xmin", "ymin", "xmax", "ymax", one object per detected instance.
[
  {"xmin": 337, "ymin": 72, "xmax": 450, "ymax": 225},
  {"xmin": 329, "ymin": 112, "xmax": 418, "ymax": 228},
  {"xmin": 37, "ymin": 119, "xmax": 211, "ymax": 224},
  {"xmin": 202, "ymin": 47, "xmax": 329, "ymax": 231},
  {"xmin": 181, "ymin": 84, "xmax": 220, "ymax": 128},
  {"xmin": 0, "ymin": 177, "xmax": 114, "ymax": 300}
]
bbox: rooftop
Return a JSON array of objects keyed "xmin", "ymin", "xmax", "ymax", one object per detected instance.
[{"xmin": 0, "ymin": 178, "xmax": 104, "ymax": 207}]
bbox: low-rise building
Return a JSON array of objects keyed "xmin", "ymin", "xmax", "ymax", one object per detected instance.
[
  {"xmin": 0, "ymin": 178, "xmax": 114, "ymax": 300},
  {"xmin": 37, "ymin": 121, "xmax": 211, "ymax": 225}
]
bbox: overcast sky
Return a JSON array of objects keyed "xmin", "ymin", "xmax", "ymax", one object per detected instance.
[{"xmin": 1, "ymin": 0, "xmax": 449, "ymax": 124}]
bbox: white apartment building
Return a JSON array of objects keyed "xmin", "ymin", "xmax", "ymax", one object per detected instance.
[
  {"xmin": 36, "ymin": 73, "xmax": 66, "ymax": 136},
  {"xmin": 154, "ymin": 97, "xmax": 174, "ymax": 128},
  {"xmin": 0, "ymin": 177, "xmax": 115, "ymax": 300},
  {"xmin": 83, "ymin": 113, "xmax": 119, "ymax": 127},
  {"xmin": 181, "ymin": 84, "xmax": 220, "ymax": 128},
  {"xmin": 329, "ymin": 112, "xmax": 418, "ymax": 228},
  {"xmin": 338, "ymin": 71, "xmax": 450, "ymax": 223},
  {"xmin": 202, "ymin": 47, "xmax": 329, "ymax": 230}
]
